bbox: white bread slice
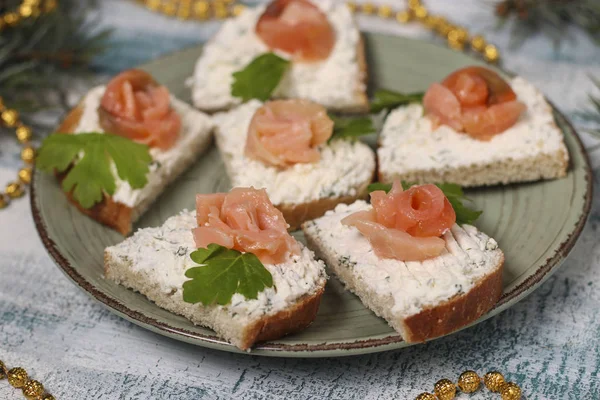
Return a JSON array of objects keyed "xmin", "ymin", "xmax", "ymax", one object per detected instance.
[
  {"xmin": 105, "ymin": 210, "xmax": 327, "ymax": 350},
  {"xmin": 302, "ymin": 201, "xmax": 504, "ymax": 343},
  {"xmin": 377, "ymin": 77, "xmax": 569, "ymax": 187},
  {"xmin": 212, "ymin": 101, "xmax": 376, "ymax": 230},
  {"xmin": 57, "ymin": 86, "xmax": 214, "ymax": 234},
  {"xmin": 190, "ymin": 0, "xmax": 368, "ymax": 113}
]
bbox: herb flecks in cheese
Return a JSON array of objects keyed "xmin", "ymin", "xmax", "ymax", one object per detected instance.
[
  {"xmin": 213, "ymin": 101, "xmax": 375, "ymax": 205},
  {"xmin": 191, "ymin": 0, "xmax": 362, "ymax": 111},
  {"xmin": 305, "ymin": 201, "xmax": 503, "ymax": 317},
  {"xmin": 75, "ymin": 86, "xmax": 214, "ymax": 208},
  {"xmin": 378, "ymin": 77, "xmax": 569, "ymax": 173},
  {"xmin": 106, "ymin": 211, "xmax": 327, "ymax": 319}
]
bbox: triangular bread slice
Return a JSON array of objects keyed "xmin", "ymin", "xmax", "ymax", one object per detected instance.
[
  {"xmin": 302, "ymin": 201, "xmax": 504, "ymax": 342},
  {"xmin": 212, "ymin": 101, "xmax": 376, "ymax": 230},
  {"xmin": 105, "ymin": 211, "xmax": 327, "ymax": 350},
  {"xmin": 377, "ymin": 77, "xmax": 569, "ymax": 187},
  {"xmin": 57, "ymin": 86, "xmax": 214, "ymax": 235},
  {"xmin": 190, "ymin": 0, "xmax": 368, "ymax": 113}
]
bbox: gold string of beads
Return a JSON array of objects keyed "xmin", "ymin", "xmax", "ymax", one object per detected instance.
[
  {"xmin": 136, "ymin": 0, "xmax": 500, "ymax": 63},
  {"xmin": 415, "ymin": 370, "xmax": 522, "ymax": 400},
  {"xmin": 0, "ymin": 0, "xmax": 58, "ymax": 210},
  {"xmin": 0, "ymin": 359, "xmax": 56, "ymax": 400}
]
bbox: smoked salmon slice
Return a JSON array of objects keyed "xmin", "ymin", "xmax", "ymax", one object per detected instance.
[
  {"xmin": 256, "ymin": 0, "xmax": 335, "ymax": 62},
  {"xmin": 245, "ymin": 99, "xmax": 334, "ymax": 167},
  {"xmin": 342, "ymin": 182, "xmax": 455, "ymax": 261},
  {"xmin": 423, "ymin": 66, "xmax": 525, "ymax": 140},
  {"xmin": 192, "ymin": 187, "xmax": 300, "ymax": 265},
  {"xmin": 99, "ymin": 69, "xmax": 181, "ymax": 150}
]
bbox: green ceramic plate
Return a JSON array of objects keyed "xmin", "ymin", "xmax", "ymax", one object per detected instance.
[{"xmin": 32, "ymin": 34, "xmax": 592, "ymax": 357}]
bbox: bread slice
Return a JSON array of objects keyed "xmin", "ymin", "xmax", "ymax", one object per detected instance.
[
  {"xmin": 190, "ymin": 0, "xmax": 368, "ymax": 113},
  {"xmin": 104, "ymin": 211, "xmax": 327, "ymax": 350},
  {"xmin": 302, "ymin": 201, "xmax": 504, "ymax": 343},
  {"xmin": 212, "ymin": 101, "xmax": 376, "ymax": 230},
  {"xmin": 377, "ymin": 77, "xmax": 569, "ymax": 187},
  {"xmin": 57, "ymin": 86, "xmax": 214, "ymax": 234}
]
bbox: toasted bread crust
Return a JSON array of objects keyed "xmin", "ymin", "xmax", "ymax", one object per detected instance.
[
  {"xmin": 56, "ymin": 103, "xmax": 135, "ymax": 235},
  {"xmin": 279, "ymin": 179, "xmax": 371, "ymax": 231},
  {"xmin": 242, "ymin": 286, "xmax": 325, "ymax": 349},
  {"xmin": 402, "ymin": 254, "xmax": 504, "ymax": 342}
]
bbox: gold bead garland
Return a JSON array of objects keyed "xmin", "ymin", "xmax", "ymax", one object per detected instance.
[
  {"xmin": 0, "ymin": 359, "xmax": 56, "ymax": 399},
  {"xmin": 0, "ymin": 0, "xmax": 58, "ymax": 210},
  {"xmin": 415, "ymin": 370, "xmax": 522, "ymax": 400}
]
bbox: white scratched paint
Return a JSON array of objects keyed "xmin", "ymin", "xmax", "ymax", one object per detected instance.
[{"xmin": 1, "ymin": 1, "xmax": 600, "ymax": 399}]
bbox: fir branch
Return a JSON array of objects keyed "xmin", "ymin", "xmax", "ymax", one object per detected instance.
[
  {"xmin": 576, "ymin": 75, "xmax": 600, "ymax": 138},
  {"xmin": 0, "ymin": 0, "xmax": 111, "ymax": 112},
  {"xmin": 494, "ymin": 0, "xmax": 600, "ymax": 48}
]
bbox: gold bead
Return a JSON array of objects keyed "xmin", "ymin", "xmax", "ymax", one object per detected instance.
[
  {"xmin": 43, "ymin": 395, "xmax": 56, "ymax": 400},
  {"xmin": 0, "ymin": 360, "xmax": 6, "ymax": 378},
  {"xmin": 396, "ymin": 10, "xmax": 412, "ymax": 23},
  {"xmin": 161, "ymin": 1, "xmax": 177, "ymax": 16},
  {"xmin": 16, "ymin": 126, "xmax": 33, "ymax": 143},
  {"xmin": 19, "ymin": 4, "xmax": 34, "ymax": 18},
  {"xmin": 0, "ymin": 195, "xmax": 8, "ymax": 209},
  {"xmin": 484, "ymin": 44, "xmax": 500, "ymax": 62},
  {"xmin": 378, "ymin": 5, "xmax": 393, "ymax": 19},
  {"xmin": 7, "ymin": 367, "xmax": 28, "ymax": 388},
  {"xmin": 346, "ymin": 1, "xmax": 357, "ymax": 13},
  {"xmin": 4, "ymin": 12, "xmax": 21, "ymax": 26},
  {"xmin": 6, "ymin": 182, "xmax": 24, "ymax": 199},
  {"xmin": 414, "ymin": 393, "xmax": 437, "ymax": 400},
  {"xmin": 434, "ymin": 378, "xmax": 456, "ymax": 400},
  {"xmin": 22, "ymin": 380, "xmax": 45, "ymax": 399},
  {"xmin": 424, "ymin": 15, "xmax": 441, "ymax": 29},
  {"xmin": 177, "ymin": 5, "xmax": 191, "ymax": 20},
  {"xmin": 484, "ymin": 371, "xmax": 506, "ymax": 392},
  {"xmin": 457, "ymin": 370, "xmax": 481, "ymax": 393},
  {"xmin": 471, "ymin": 34, "xmax": 486, "ymax": 52},
  {"xmin": 500, "ymin": 382, "xmax": 522, "ymax": 400},
  {"xmin": 231, "ymin": 4, "xmax": 245, "ymax": 17},
  {"xmin": 1, "ymin": 109, "xmax": 19, "ymax": 127},
  {"xmin": 44, "ymin": 0, "xmax": 58, "ymax": 12},
  {"xmin": 414, "ymin": 5, "xmax": 428, "ymax": 20},
  {"xmin": 19, "ymin": 167, "xmax": 33, "ymax": 184},
  {"xmin": 360, "ymin": 3, "xmax": 376, "ymax": 15},
  {"xmin": 436, "ymin": 20, "xmax": 452, "ymax": 36},
  {"xmin": 194, "ymin": 1, "xmax": 210, "ymax": 19},
  {"xmin": 408, "ymin": 0, "xmax": 421, "ymax": 11},
  {"xmin": 146, "ymin": 0, "xmax": 160, "ymax": 10},
  {"xmin": 21, "ymin": 146, "xmax": 36, "ymax": 163},
  {"xmin": 213, "ymin": 4, "xmax": 229, "ymax": 19}
]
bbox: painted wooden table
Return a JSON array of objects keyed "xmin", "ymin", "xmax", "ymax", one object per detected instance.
[{"xmin": 1, "ymin": 1, "xmax": 600, "ymax": 398}]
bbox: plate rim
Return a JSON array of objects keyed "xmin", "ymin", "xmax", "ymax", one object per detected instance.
[{"xmin": 31, "ymin": 34, "xmax": 594, "ymax": 357}]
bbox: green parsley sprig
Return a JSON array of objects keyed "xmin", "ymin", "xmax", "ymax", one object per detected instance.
[
  {"xmin": 328, "ymin": 115, "xmax": 375, "ymax": 142},
  {"xmin": 231, "ymin": 53, "xmax": 290, "ymax": 102},
  {"xmin": 370, "ymin": 89, "xmax": 424, "ymax": 113},
  {"xmin": 367, "ymin": 181, "xmax": 482, "ymax": 226},
  {"xmin": 37, "ymin": 133, "xmax": 152, "ymax": 209},
  {"xmin": 183, "ymin": 244, "xmax": 274, "ymax": 306}
]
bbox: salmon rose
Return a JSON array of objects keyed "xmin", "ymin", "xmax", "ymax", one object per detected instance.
[
  {"xmin": 342, "ymin": 181, "xmax": 455, "ymax": 261},
  {"xmin": 245, "ymin": 99, "xmax": 334, "ymax": 167},
  {"xmin": 192, "ymin": 187, "xmax": 300, "ymax": 264},
  {"xmin": 256, "ymin": 0, "xmax": 335, "ymax": 62},
  {"xmin": 99, "ymin": 69, "xmax": 181, "ymax": 150}
]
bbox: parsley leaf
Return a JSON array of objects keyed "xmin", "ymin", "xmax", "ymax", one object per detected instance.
[
  {"xmin": 367, "ymin": 181, "xmax": 482, "ymax": 226},
  {"xmin": 328, "ymin": 115, "xmax": 375, "ymax": 142},
  {"xmin": 231, "ymin": 53, "xmax": 290, "ymax": 102},
  {"xmin": 370, "ymin": 89, "xmax": 424, "ymax": 113},
  {"xmin": 37, "ymin": 133, "xmax": 152, "ymax": 209},
  {"xmin": 183, "ymin": 244, "xmax": 274, "ymax": 306}
]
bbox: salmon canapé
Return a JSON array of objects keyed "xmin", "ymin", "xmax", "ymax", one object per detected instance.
[
  {"xmin": 423, "ymin": 66, "xmax": 526, "ymax": 140},
  {"xmin": 245, "ymin": 99, "xmax": 334, "ymax": 167},
  {"xmin": 99, "ymin": 69, "xmax": 181, "ymax": 150},
  {"xmin": 193, "ymin": 187, "xmax": 300, "ymax": 265},
  {"xmin": 342, "ymin": 181, "xmax": 456, "ymax": 261},
  {"xmin": 256, "ymin": 0, "xmax": 335, "ymax": 62}
]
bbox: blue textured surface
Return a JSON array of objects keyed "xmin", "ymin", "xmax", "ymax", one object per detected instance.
[{"xmin": 1, "ymin": 0, "xmax": 600, "ymax": 398}]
